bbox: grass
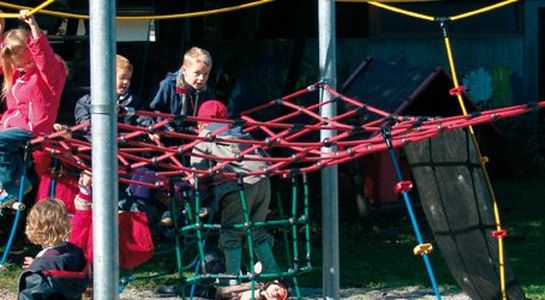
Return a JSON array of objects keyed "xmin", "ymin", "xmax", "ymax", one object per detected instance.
[{"xmin": 1, "ymin": 174, "xmax": 545, "ymax": 299}]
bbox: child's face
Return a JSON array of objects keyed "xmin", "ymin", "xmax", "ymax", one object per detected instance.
[
  {"xmin": 264, "ymin": 283, "xmax": 287, "ymax": 300},
  {"xmin": 181, "ymin": 61, "xmax": 210, "ymax": 91},
  {"xmin": 11, "ymin": 49, "xmax": 35, "ymax": 73},
  {"xmin": 116, "ymin": 68, "xmax": 132, "ymax": 96}
]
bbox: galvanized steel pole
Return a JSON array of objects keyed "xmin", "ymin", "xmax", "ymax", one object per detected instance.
[
  {"xmin": 318, "ymin": 0, "xmax": 340, "ymax": 299},
  {"xmin": 89, "ymin": 1, "xmax": 119, "ymax": 299}
]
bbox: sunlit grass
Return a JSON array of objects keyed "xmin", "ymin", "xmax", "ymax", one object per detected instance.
[{"xmin": 0, "ymin": 262, "xmax": 20, "ymax": 291}]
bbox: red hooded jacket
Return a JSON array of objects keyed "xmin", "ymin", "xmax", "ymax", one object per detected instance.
[{"xmin": 0, "ymin": 33, "xmax": 67, "ymax": 136}]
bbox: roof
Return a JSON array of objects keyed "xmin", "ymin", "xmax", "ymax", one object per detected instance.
[{"xmin": 341, "ymin": 57, "xmax": 477, "ymax": 119}]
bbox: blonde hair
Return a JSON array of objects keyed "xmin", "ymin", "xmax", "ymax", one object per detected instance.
[
  {"xmin": 116, "ymin": 54, "xmax": 133, "ymax": 73},
  {"xmin": 25, "ymin": 199, "xmax": 71, "ymax": 247},
  {"xmin": 183, "ymin": 47, "xmax": 212, "ymax": 68},
  {"xmin": 1, "ymin": 29, "xmax": 31, "ymax": 98}
]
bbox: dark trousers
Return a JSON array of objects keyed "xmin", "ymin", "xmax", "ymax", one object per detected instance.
[{"xmin": 219, "ymin": 178, "xmax": 273, "ymax": 249}]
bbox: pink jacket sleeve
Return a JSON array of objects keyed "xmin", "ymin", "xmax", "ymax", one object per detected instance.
[
  {"xmin": 27, "ymin": 32, "xmax": 67, "ymax": 96},
  {"xmin": 69, "ymin": 209, "xmax": 93, "ymax": 264}
]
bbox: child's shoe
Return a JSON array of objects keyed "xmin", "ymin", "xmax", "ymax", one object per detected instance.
[
  {"xmin": 0, "ymin": 189, "xmax": 17, "ymax": 209},
  {"xmin": 159, "ymin": 210, "xmax": 173, "ymax": 227},
  {"xmin": 0, "ymin": 179, "xmax": 32, "ymax": 210}
]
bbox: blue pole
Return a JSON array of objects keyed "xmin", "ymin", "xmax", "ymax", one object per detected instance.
[
  {"xmin": 49, "ymin": 158, "xmax": 59, "ymax": 199},
  {"xmin": 0, "ymin": 146, "xmax": 30, "ymax": 267},
  {"xmin": 381, "ymin": 127, "xmax": 441, "ymax": 300}
]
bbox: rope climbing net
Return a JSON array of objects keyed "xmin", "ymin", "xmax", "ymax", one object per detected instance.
[{"xmin": 31, "ymin": 82, "xmax": 544, "ymax": 188}]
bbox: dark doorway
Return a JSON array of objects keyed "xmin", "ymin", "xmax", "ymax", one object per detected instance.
[
  {"xmin": 539, "ymin": 8, "xmax": 545, "ymax": 155},
  {"xmin": 539, "ymin": 9, "xmax": 545, "ymax": 99}
]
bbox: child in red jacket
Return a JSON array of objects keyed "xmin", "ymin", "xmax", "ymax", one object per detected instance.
[
  {"xmin": 0, "ymin": 10, "xmax": 67, "ymax": 208},
  {"xmin": 69, "ymin": 171, "xmax": 154, "ymax": 270}
]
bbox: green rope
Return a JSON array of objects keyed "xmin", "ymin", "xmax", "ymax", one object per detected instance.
[{"xmin": 178, "ymin": 174, "xmax": 312, "ymax": 299}]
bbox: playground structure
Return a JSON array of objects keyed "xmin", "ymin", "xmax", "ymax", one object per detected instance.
[
  {"xmin": 0, "ymin": 0, "xmax": 543, "ymax": 299},
  {"xmin": 2, "ymin": 82, "xmax": 543, "ymax": 298}
]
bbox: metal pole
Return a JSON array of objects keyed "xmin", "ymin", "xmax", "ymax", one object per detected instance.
[
  {"xmin": 318, "ymin": 0, "xmax": 339, "ymax": 299},
  {"xmin": 89, "ymin": 1, "xmax": 119, "ymax": 299}
]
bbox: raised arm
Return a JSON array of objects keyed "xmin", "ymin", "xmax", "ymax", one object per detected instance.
[
  {"xmin": 19, "ymin": 10, "xmax": 67, "ymax": 95},
  {"xmin": 18, "ymin": 10, "xmax": 40, "ymax": 39}
]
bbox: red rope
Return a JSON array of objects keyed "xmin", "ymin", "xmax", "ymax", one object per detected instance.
[{"xmin": 28, "ymin": 83, "xmax": 545, "ymax": 188}]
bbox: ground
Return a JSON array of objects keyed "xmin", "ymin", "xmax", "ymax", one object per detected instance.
[{"xmin": 2, "ymin": 286, "xmax": 470, "ymax": 299}]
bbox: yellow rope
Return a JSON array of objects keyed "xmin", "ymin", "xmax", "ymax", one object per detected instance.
[
  {"xmin": 27, "ymin": 0, "xmax": 55, "ymax": 17},
  {"xmin": 442, "ymin": 31, "xmax": 508, "ymax": 300},
  {"xmin": 0, "ymin": 12, "xmax": 17, "ymax": 18},
  {"xmin": 0, "ymin": 0, "xmax": 56, "ymax": 18},
  {"xmin": 493, "ymin": 201, "xmax": 507, "ymax": 300},
  {"xmin": 337, "ymin": 0, "xmax": 440, "ymax": 3},
  {"xmin": 442, "ymin": 37, "xmax": 469, "ymax": 119},
  {"xmin": 365, "ymin": 1, "xmax": 435, "ymax": 21},
  {"xmin": 450, "ymin": 0, "xmax": 519, "ymax": 21},
  {"xmin": 0, "ymin": 0, "xmax": 274, "ymax": 20},
  {"xmin": 337, "ymin": 0, "xmax": 435, "ymax": 21},
  {"xmin": 339, "ymin": 0, "xmax": 519, "ymax": 24}
]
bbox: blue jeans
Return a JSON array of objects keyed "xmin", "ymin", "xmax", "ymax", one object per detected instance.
[{"xmin": 0, "ymin": 128, "xmax": 32, "ymax": 193}]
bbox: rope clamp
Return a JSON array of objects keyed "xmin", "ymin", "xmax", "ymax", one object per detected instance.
[
  {"xmin": 492, "ymin": 229, "xmax": 507, "ymax": 239},
  {"xmin": 394, "ymin": 180, "xmax": 413, "ymax": 194},
  {"xmin": 449, "ymin": 85, "xmax": 466, "ymax": 96},
  {"xmin": 413, "ymin": 243, "xmax": 433, "ymax": 256}
]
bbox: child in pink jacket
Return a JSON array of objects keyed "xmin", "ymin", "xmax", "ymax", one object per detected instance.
[{"xmin": 0, "ymin": 10, "xmax": 67, "ymax": 207}]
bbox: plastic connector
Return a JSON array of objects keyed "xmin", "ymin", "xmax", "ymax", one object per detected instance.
[
  {"xmin": 492, "ymin": 229, "xmax": 507, "ymax": 239},
  {"xmin": 449, "ymin": 85, "xmax": 465, "ymax": 96},
  {"xmin": 394, "ymin": 180, "xmax": 413, "ymax": 194},
  {"xmin": 413, "ymin": 243, "xmax": 433, "ymax": 256}
]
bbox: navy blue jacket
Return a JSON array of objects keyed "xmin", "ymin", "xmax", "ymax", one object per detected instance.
[
  {"xmin": 18, "ymin": 243, "xmax": 88, "ymax": 300},
  {"xmin": 149, "ymin": 71, "xmax": 215, "ymax": 118},
  {"xmin": 74, "ymin": 91, "xmax": 151, "ymax": 127}
]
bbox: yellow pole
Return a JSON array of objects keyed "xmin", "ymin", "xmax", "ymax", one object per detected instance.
[{"xmin": 440, "ymin": 21, "xmax": 507, "ymax": 300}]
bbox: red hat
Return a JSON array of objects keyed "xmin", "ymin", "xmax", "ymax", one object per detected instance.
[{"xmin": 197, "ymin": 100, "xmax": 228, "ymax": 119}]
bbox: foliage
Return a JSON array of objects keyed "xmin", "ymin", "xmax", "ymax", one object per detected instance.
[{"xmin": 481, "ymin": 115, "xmax": 545, "ymax": 179}]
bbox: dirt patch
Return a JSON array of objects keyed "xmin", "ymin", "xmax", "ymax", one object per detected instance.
[
  {"xmin": 2, "ymin": 286, "xmax": 470, "ymax": 299},
  {"xmin": 117, "ymin": 286, "xmax": 469, "ymax": 299}
]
